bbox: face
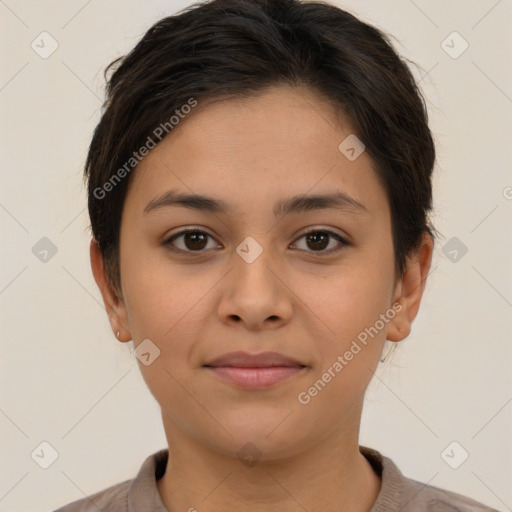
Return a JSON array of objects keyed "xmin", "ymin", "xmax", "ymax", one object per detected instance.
[{"xmin": 92, "ymin": 85, "xmax": 432, "ymax": 461}]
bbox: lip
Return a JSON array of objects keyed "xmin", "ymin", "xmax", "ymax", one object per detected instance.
[
  {"xmin": 203, "ymin": 351, "xmax": 307, "ymax": 390},
  {"xmin": 204, "ymin": 366, "xmax": 306, "ymax": 389},
  {"xmin": 204, "ymin": 350, "xmax": 306, "ymax": 368}
]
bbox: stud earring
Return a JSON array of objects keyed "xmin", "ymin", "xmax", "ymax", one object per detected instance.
[{"xmin": 116, "ymin": 330, "xmax": 120, "ymax": 339}]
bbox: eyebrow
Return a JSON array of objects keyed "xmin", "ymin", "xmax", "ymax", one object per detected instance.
[{"xmin": 143, "ymin": 189, "xmax": 368, "ymax": 217}]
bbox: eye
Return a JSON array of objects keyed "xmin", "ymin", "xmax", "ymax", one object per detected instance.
[
  {"xmin": 163, "ymin": 229, "xmax": 220, "ymax": 252},
  {"xmin": 291, "ymin": 229, "xmax": 350, "ymax": 255},
  {"xmin": 162, "ymin": 227, "xmax": 351, "ymax": 255}
]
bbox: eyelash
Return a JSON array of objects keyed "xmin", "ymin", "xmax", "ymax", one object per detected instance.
[{"xmin": 162, "ymin": 227, "xmax": 351, "ymax": 256}]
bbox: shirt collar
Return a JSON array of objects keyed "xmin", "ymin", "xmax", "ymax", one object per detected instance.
[{"xmin": 127, "ymin": 446, "xmax": 403, "ymax": 511}]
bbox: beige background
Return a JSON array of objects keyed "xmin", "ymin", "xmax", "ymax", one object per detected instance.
[{"xmin": 1, "ymin": 1, "xmax": 511, "ymax": 510}]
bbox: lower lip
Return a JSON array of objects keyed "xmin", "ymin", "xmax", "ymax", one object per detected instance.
[{"xmin": 204, "ymin": 366, "xmax": 306, "ymax": 389}]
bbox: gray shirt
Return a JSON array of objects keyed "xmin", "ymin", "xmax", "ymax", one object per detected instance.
[{"xmin": 52, "ymin": 446, "xmax": 499, "ymax": 511}]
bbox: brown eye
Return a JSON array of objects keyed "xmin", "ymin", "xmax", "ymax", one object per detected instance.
[
  {"xmin": 164, "ymin": 230, "xmax": 218, "ymax": 252},
  {"xmin": 305, "ymin": 231, "xmax": 329, "ymax": 251},
  {"xmin": 292, "ymin": 229, "xmax": 350, "ymax": 254}
]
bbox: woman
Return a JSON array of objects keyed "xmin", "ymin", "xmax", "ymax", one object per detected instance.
[{"xmin": 54, "ymin": 0, "xmax": 498, "ymax": 510}]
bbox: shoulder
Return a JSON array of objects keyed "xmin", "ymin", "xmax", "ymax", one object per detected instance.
[
  {"xmin": 400, "ymin": 476, "xmax": 500, "ymax": 512},
  {"xmin": 51, "ymin": 478, "xmax": 131, "ymax": 512},
  {"xmin": 360, "ymin": 446, "xmax": 499, "ymax": 512},
  {"xmin": 51, "ymin": 448, "xmax": 169, "ymax": 512}
]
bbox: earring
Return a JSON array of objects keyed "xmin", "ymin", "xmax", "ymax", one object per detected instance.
[{"xmin": 116, "ymin": 330, "xmax": 120, "ymax": 339}]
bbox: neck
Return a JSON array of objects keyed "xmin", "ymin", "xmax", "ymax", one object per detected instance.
[{"xmin": 157, "ymin": 415, "xmax": 381, "ymax": 512}]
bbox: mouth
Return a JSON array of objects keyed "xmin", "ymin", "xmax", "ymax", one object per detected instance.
[{"xmin": 203, "ymin": 351, "xmax": 308, "ymax": 389}]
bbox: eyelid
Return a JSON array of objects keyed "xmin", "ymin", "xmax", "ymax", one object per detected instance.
[{"xmin": 295, "ymin": 226, "xmax": 350, "ymax": 242}]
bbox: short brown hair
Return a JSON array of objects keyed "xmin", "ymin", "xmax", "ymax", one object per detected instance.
[{"xmin": 84, "ymin": 0, "xmax": 436, "ymax": 297}]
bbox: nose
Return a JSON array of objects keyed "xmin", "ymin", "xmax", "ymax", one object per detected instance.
[{"xmin": 216, "ymin": 239, "xmax": 293, "ymax": 330}]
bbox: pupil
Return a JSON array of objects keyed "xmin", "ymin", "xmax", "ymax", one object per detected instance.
[
  {"xmin": 307, "ymin": 232, "xmax": 328, "ymax": 251},
  {"xmin": 186, "ymin": 232, "xmax": 207, "ymax": 250}
]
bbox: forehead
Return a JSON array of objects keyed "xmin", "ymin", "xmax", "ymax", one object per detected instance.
[{"xmin": 123, "ymin": 85, "xmax": 388, "ymax": 219}]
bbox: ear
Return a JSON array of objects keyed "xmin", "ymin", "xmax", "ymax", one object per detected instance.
[
  {"xmin": 386, "ymin": 232, "xmax": 434, "ymax": 342},
  {"xmin": 90, "ymin": 239, "xmax": 131, "ymax": 342}
]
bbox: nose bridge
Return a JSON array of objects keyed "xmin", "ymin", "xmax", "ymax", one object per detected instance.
[{"xmin": 232, "ymin": 234, "xmax": 276, "ymax": 290}]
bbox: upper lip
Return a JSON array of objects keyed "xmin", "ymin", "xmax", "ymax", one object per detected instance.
[{"xmin": 203, "ymin": 351, "xmax": 306, "ymax": 368}]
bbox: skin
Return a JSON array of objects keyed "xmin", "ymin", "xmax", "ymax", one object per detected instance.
[{"xmin": 91, "ymin": 84, "xmax": 433, "ymax": 512}]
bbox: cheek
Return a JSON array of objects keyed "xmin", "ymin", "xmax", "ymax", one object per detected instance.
[
  {"xmin": 120, "ymin": 247, "xmax": 220, "ymax": 393},
  {"xmin": 120, "ymin": 255, "xmax": 209, "ymax": 413},
  {"xmin": 304, "ymin": 262, "xmax": 394, "ymax": 337},
  {"xmin": 299, "ymin": 254, "xmax": 395, "ymax": 383},
  {"xmin": 120, "ymin": 241, "xmax": 203, "ymax": 336},
  {"xmin": 295, "ymin": 274, "xmax": 392, "ymax": 422}
]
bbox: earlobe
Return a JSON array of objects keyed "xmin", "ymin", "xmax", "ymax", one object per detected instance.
[
  {"xmin": 386, "ymin": 232, "xmax": 434, "ymax": 342},
  {"xmin": 89, "ymin": 239, "xmax": 131, "ymax": 342}
]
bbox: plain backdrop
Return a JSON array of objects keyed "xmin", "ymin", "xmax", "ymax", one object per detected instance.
[{"xmin": 1, "ymin": 1, "xmax": 511, "ymax": 511}]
